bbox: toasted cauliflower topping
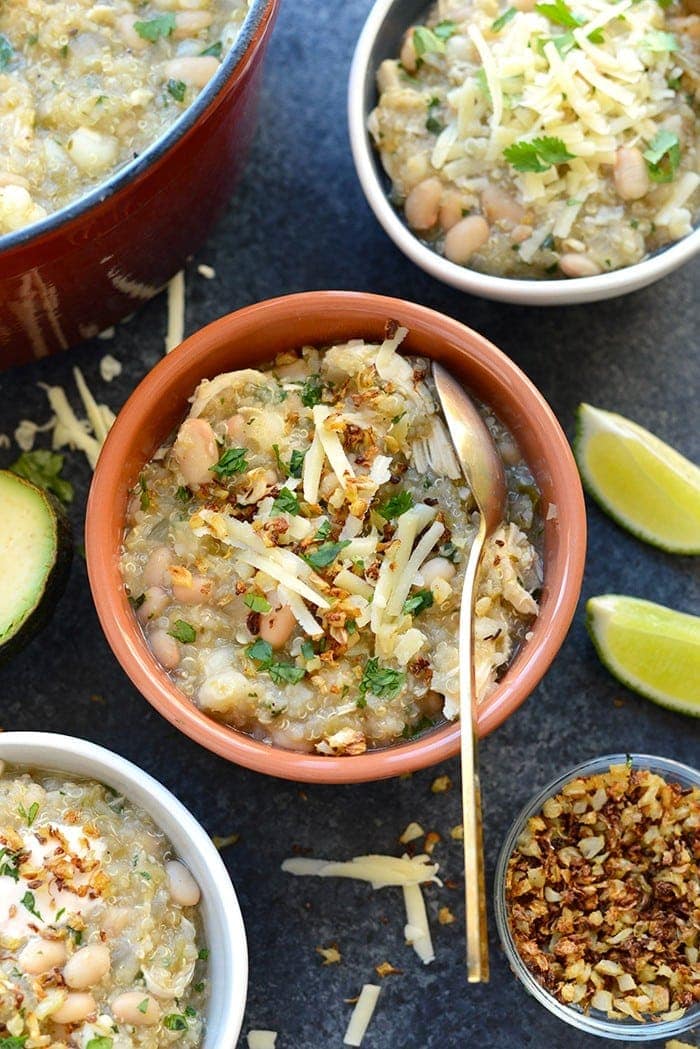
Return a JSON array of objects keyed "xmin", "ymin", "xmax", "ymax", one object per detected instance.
[{"xmin": 121, "ymin": 326, "xmax": 542, "ymax": 754}]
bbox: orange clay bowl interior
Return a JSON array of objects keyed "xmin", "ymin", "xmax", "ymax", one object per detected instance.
[{"xmin": 86, "ymin": 292, "xmax": 586, "ymax": 783}]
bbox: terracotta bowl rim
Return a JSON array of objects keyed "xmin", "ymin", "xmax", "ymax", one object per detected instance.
[
  {"xmin": 85, "ymin": 291, "xmax": 587, "ymax": 783},
  {"xmin": 0, "ymin": 0, "xmax": 278, "ymax": 255}
]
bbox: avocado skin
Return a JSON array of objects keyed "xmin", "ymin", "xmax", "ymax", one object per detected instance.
[{"xmin": 0, "ymin": 472, "xmax": 74, "ymax": 664}]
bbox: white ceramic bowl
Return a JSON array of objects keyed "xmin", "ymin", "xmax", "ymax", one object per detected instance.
[
  {"xmin": 0, "ymin": 732, "xmax": 247, "ymax": 1047},
  {"xmin": 348, "ymin": 0, "xmax": 700, "ymax": 305}
]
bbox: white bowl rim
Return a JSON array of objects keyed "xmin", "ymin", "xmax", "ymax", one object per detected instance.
[
  {"xmin": 0, "ymin": 731, "xmax": 247, "ymax": 1048},
  {"xmin": 347, "ymin": 0, "xmax": 700, "ymax": 306},
  {"xmin": 493, "ymin": 752, "xmax": 700, "ymax": 1040}
]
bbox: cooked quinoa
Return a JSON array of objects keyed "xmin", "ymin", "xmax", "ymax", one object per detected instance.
[
  {"xmin": 0, "ymin": 0, "xmax": 250, "ymax": 234},
  {"xmin": 505, "ymin": 762, "xmax": 700, "ymax": 1022},
  {"xmin": 0, "ymin": 765, "xmax": 207, "ymax": 1046},
  {"xmin": 369, "ymin": 0, "xmax": 700, "ymax": 279},
  {"xmin": 120, "ymin": 325, "xmax": 542, "ymax": 756}
]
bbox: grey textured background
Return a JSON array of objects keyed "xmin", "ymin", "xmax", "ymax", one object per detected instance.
[{"xmin": 0, "ymin": 1, "xmax": 699, "ymax": 1047}]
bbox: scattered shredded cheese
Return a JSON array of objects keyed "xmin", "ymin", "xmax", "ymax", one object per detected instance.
[
  {"xmin": 197, "ymin": 263, "xmax": 216, "ymax": 279},
  {"xmin": 247, "ymin": 1032, "xmax": 277, "ymax": 1049},
  {"xmin": 343, "ymin": 985, "xmax": 381, "ymax": 1048},
  {"xmin": 281, "ymin": 853, "xmax": 440, "ymax": 890},
  {"xmin": 99, "ymin": 354, "xmax": 122, "ymax": 382},
  {"xmin": 403, "ymin": 882, "xmax": 435, "ymax": 965},
  {"xmin": 165, "ymin": 269, "xmax": 185, "ymax": 354}
]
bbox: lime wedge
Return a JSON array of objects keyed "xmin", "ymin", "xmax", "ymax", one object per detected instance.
[
  {"xmin": 574, "ymin": 403, "xmax": 700, "ymax": 554},
  {"xmin": 587, "ymin": 595, "xmax": 700, "ymax": 716}
]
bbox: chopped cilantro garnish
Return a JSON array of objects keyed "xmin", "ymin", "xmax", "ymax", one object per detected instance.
[
  {"xmin": 413, "ymin": 26, "xmax": 446, "ymax": 58},
  {"xmin": 269, "ymin": 662, "xmax": 306, "ymax": 685},
  {"xmin": 377, "ymin": 490, "xmax": 414, "ymax": 519},
  {"xmin": 176, "ymin": 485, "xmax": 192, "ymax": 502},
  {"xmin": 0, "ymin": 1038, "xmax": 29, "ymax": 1049},
  {"xmin": 55, "ymin": 907, "xmax": 65, "ymax": 922},
  {"xmin": 21, "ymin": 891, "xmax": 43, "ymax": 921},
  {"xmin": 9, "ymin": 449, "xmax": 73, "ymax": 504},
  {"xmin": 643, "ymin": 130, "xmax": 680, "ymax": 183},
  {"xmin": 504, "ymin": 136, "xmax": 575, "ymax": 172},
  {"xmin": 247, "ymin": 638, "xmax": 274, "ymax": 664},
  {"xmin": 403, "ymin": 590, "xmax": 434, "ymax": 617},
  {"xmin": 359, "ymin": 658, "xmax": 405, "ymax": 701},
  {"xmin": 642, "ymin": 30, "xmax": 678, "ymax": 52},
  {"xmin": 163, "ymin": 1015, "xmax": 188, "ymax": 1031},
  {"xmin": 194, "ymin": 981, "xmax": 205, "ymax": 993},
  {"xmin": 134, "ymin": 14, "xmax": 175, "ymax": 41},
  {"xmin": 185, "ymin": 1006, "xmax": 197, "ymax": 1018},
  {"xmin": 304, "ymin": 540, "xmax": 351, "ymax": 570},
  {"xmin": 210, "ymin": 446, "xmax": 247, "ymax": 477},
  {"xmin": 68, "ymin": 926, "xmax": 82, "ymax": 944},
  {"xmin": 244, "ymin": 593, "xmax": 272, "ymax": 614},
  {"xmin": 128, "ymin": 592, "xmax": 146, "ymax": 611},
  {"xmin": 272, "ymin": 443, "xmax": 305, "ymax": 479},
  {"xmin": 200, "ymin": 40, "xmax": 222, "ymax": 57},
  {"xmin": 0, "ymin": 34, "xmax": 14, "ymax": 70},
  {"xmin": 138, "ymin": 870, "xmax": 152, "ymax": 881},
  {"xmin": 86, "ymin": 1039, "xmax": 113, "ymax": 1049},
  {"xmin": 492, "ymin": 7, "xmax": 517, "ymax": 32},
  {"xmin": 18, "ymin": 802, "xmax": 39, "ymax": 827},
  {"xmin": 272, "ymin": 487, "xmax": 300, "ymax": 515},
  {"xmin": 300, "ymin": 374, "xmax": 325, "ymax": 408},
  {"xmin": 167, "ymin": 78, "xmax": 186, "ymax": 102},
  {"xmin": 426, "ymin": 98, "xmax": 443, "ymax": 135},
  {"xmin": 137, "ymin": 998, "xmax": 150, "ymax": 1015},
  {"xmin": 535, "ymin": 0, "xmax": 584, "ymax": 28},
  {"xmin": 434, "ymin": 20, "xmax": 457, "ymax": 40},
  {"xmin": 356, "ymin": 696, "xmax": 367, "ymax": 709},
  {"xmin": 168, "ymin": 620, "xmax": 197, "ymax": 644},
  {"xmin": 314, "ymin": 519, "xmax": 331, "ymax": 541},
  {"xmin": 198, "ymin": 947, "xmax": 210, "ymax": 961},
  {"xmin": 0, "ymin": 847, "xmax": 20, "ymax": 881},
  {"xmin": 138, "ymin": 475, "xmax": 150, "ymax": 511},
  {"xmin": 301, "ymin": 641, "xmax": 316, "ymax": 661},
  {"xmin": 402, "ymin": 715, "xmax": 435, "ymax": 739}
]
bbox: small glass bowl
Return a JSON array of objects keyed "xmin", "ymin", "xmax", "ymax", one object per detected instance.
[{"xmin": 494, "ymin": 753, "xmax": 700, "ymax": 1041}]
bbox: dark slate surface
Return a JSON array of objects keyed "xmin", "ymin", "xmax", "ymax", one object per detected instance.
[{"xmin": 0, "ymin": 1, "xmax": 699, "ymax": 1047}]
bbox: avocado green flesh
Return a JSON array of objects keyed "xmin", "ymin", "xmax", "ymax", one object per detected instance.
[{"xmin": 0, "ymin": 472, "xmax": 63, "ymax": 647}]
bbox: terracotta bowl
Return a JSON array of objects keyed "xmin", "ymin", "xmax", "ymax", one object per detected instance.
[
  {"xmin": 85, "ymin": 291, "xmax": 587, "ymax": 783},
  {"xmin": 0, "ymin": 0, "xmax": 278, "ymax": 369}
]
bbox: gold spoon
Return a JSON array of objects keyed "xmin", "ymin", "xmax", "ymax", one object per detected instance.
[{"xmin": 432, "ymin": 362, "xmax": 507, "ymax": 983}]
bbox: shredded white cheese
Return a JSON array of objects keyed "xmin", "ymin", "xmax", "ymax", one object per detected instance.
[
  {"xmin": 343, "ymin": 986, "xmax": 381, "ymax": 1048},
  {"xmin": 281, "ymin": 853, "xmax": 440, "ymax": 890},
  {"xmin": 165, "ymin": 269, "xmax": 185, "ymax": 354},
  {"xmin": 247, "ymin": 1032, "xmax": 277, "ymax": 1049},
  {"xmin": 99, "ymin": 353, "xmax": 122, "ymax": 382},
  {"xmin": 403, "ymin": 882, "xmax": 435, "ymax": 965},
  {"xmin": 197, "ymin": 263, "xmax": 216, "ymax": 280}
]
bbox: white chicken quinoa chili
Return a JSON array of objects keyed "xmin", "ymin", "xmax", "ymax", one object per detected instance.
[
  {"xmin": 120, "ymin": 326, "xmax": 543, "ymax": 756},
  {"xmin": 369, "ymin": 0, "xmax": 700, "ymax": 279},
  {"xmin": 0, "ymin": 0, "xmax": 250, "ymax": 234},
  {"xmin": 0, "ymin": 763, "xmax": 207, "ymax": 1047}
]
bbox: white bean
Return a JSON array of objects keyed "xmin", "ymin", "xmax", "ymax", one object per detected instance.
[
  {"xmin": 173, "ymin": 10, "xmax": 213, "ymax": 36},
  {"xmin": 400, "ymin": 28, "xmax": 418, "ymax": 72},
  {"xmin": 112, "ymin": 991, "xmax": 161, "ymax": 1026},
  {"xmin": 19, "ymin": 937, "xmax": 66, "ymax": 974},
  {"xmin": 259, "ymin": 604, "xmax": 296, "ymax": 649},
  {"xmin": 163, "ymin": 55, "xmax": 219, "ymax": 87},
  {"xmin": 149, "ymin": 628, "xmax": 181, "ymax": 669},
  {"xmin": 173, "ymin": 417, "xmax": 218, "ymax": 487},
  {"xmin": 67, "ymin": 127, "xmax": 119, "ymax": 176},
  {"xmin": 116, "ymin": 14, "xmax": 149, "ymax": 50},
  {"xmin": 439, "ymin": 190, "xmax": 464, "ymax": 232},
  {"xmin": 64, "ymin": 944, "xmax": 111, "ymax": 990},
  {"xmin": 613, "ymin": 147, "xmax": 649, "ymax": 201},
  {"xmin": 165, "ymin": 860, "xmax": 201, "ymax": 906},
  {"xmin": 376, "ymin": 58, "xmax": 401, "ymax": 93},
  {"xmin": 405, "ymin": 177, "xmax": 443, "ymax": 231},
  {"xmin": 481, "ymin": 185, "xmax": 524, "ymax": 227},
  {"xmin": 51, "ymin": 992, "xmax": 96, "ymax": 1023},
  {"xmin": 143, "ymin": 546, "xmax": 172, "ymax": 589},
  {"xmin": 420, "ymin": 557, "xmax": 457, "ymax": 588},
  {"xmin": 559, "ymin": 252, "xmax": 602, "ymax": 278},
  {"xmin": 226, "ymin": 413, "xmax": 247, "ymax": 442},
  {"xmin": 137, "ymin": 585, "xmax": 169, "ymax": 624},
  {"xmin": 443, "ymin": 215, "xmax": 490, "ymax": 265},
  {"xmin": 172, "ymin": 573, "xmax": 212, "ymax": 605}
]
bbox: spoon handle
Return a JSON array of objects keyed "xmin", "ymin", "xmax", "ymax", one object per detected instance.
[{"xmin": 460, "ymin": 521, "xmax": 490, "ymax": 983}]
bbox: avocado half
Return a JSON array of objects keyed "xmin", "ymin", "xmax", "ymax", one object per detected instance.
[{"xmin": 0, "ymin": 469, "xmax": 73, "ymax": 662}]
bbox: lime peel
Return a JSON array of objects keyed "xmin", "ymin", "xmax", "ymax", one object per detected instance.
[
  {"xmin": 587, "ymin": 594, "xmax": 700, "ymax": 716},
  {"xmin": 574, "ymin": 403, "xmax": 700, "ymax": 555}
]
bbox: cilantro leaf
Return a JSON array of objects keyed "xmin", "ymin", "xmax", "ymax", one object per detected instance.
[
  {"xmin": 492, "ymin": 7, "xmax": 517, "ymax": 32},
  {"xmin": 134, "ymin": 14, "xmax": 175, "ymax": 41},
  {"xmin": 413, "ymin": 26, "xmax": 447, "ymax": 58},
  {"xmin": 176, "ymin": 485, "xmax": 192, "ymax": 502},
  {"xmin": 137, "ymin": 998, "xmax": 150, "ymax": 1014},
  {"xmin": 301, "ymin": 641, "xmax": 316, "ymax": 661},
  {"xmin": 200, "ymin": 40, "xmax": 222, "ymax": 57},
  {"xmin": 163, "ymin": 1015, "xmax": 188, "ymax": 1031},
  {"xmin": 535, "ymin": 0, "xmax": 584, "ymax": 28},
  {"xmin": 86, "ymin": 1039, "xmax": 113, "ymax": 1049},
  {"xmin": 643, "ymin": 130, "xmax": 680, "ymax": 183},
  {"xmin": 359, "ymin": 658, "xmax": 405, "ymax": 701},
  {"xmin": 247, "ymin": 638, "xmax": 273, "ymax": 663},
  {"xmin": 168, "ymin": 620, "xmax": 197, "ymax": 644},
  {"xmin": 268, "ymin": 662, "xmax": 306, "ymax": 685},
  {"xmin": 0, "ymin": 34, "xmax": 14, "ymax": 71},
  {"xmin": 641, "ymin": 30, "xmax": 678, "ymax": 52},
  {"xmin": 21, "ymin": 891, "xmax": 43, "ymax": 921},
  {"xmin": 314, "ymin": 519, "xmax": 331, "ymax": 541},
  {"xmin": 271, "ymin": 487, "xmax": 300, "ymax": 515},
  {"xmin": 402, "ymin": 715, "xmax": 435, "ymax": 740},
  {"xmin": 167, "ymin": 78, "xmax": 186, "ymax": 102},
  {"xmin": 289, "ymin": 450, "xmax": 305, "ymax": 477},
  {"xmin": 304, "ymin": 540, "xmax": 351, "ymax": 570},
  {"xmin": 210, "ymin": 446, "xmax": 247, "ymax": 477},
  {"xmin": 0, "ymin": 1038, "xmax": 28, "ymax": 1049},
  {"xmin": 433, "ymin": 20, "xmax": 457, "ymax": 40},
  {"xmin": 0, "ymin": 848, "xmax": 20, "ymax": 881},
  {"xmin": 426, "ymin": 98, "xmax": 443, "ymax": 135},
  {"xmin": 10, "ymin": 450, "xmax": 73, "ymax": 504},
  {"xmin": 244, "ymin": 593, "xmax": 272, "ymax": 614},
  {"xmin": 300, "ymin": 374, "xmax": 326, "ymax": 408},
  {"xmin": 18, "ymin": 802, "xmax": 39, "ymax": 827},
  {"xmin": 504, "ymin": 136, "xmax": 575, "ymax": 172},
  {"xmin": 377, "ymin": 491, "xmax": 414, "ymax": 519},
  {"xmin": 139, "ymin": 474, "xmax": 150, "ymax": 511},
  {"xmin": 403, "ymin": 590, "xmax": 434, "ymax": 617}
]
